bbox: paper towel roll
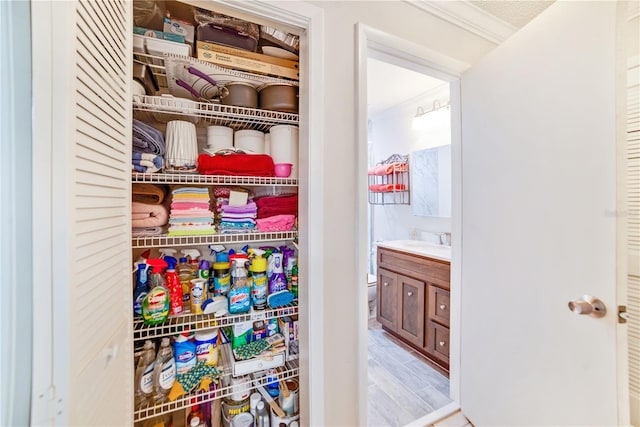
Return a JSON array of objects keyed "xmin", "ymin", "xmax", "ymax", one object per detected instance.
[
  {"xmin": 269, "ymin": 125, "xmax": 299, "ymax": 178},
  {"xmin": 234, "ymin": 129, "xmax": 265, "ymax": 154}
]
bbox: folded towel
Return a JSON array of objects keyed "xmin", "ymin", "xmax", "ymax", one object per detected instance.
[
  {"xmin": 255, "ymin": 194, "xmax": 298, "ymax": 219},
  {"xmin": 133, "ymin": 119, "xmax": 165, "ymax": 155},
  {"xmin": 367, "ymin": 162, "xmax": 408, "ymax": 176},
  {"xmin": 132, "ymin": 152, "xmax": 164, "ymax": 168},
  {"xmin": 132, "ymin": 184, "xmax": 168, "ymax": 205},
  {"xmin": 220, "ymin": 221, "xmax": 256, "ymax": 229},
  {"xmin": 368, "ymin": 183, "xmax": 407, "ymax": 192},
  {"xmin": 132, "ymin": 202, "xmax": 169, "ymax": 227},
  {"xmin": 173, "ymin": 187, "xmax": 210, "ymax": 195},
  {"xmin": 132, "ymin": 163, "xmax": 161, "ymax": 174},
  {"xmin": 132, "ymin": 226, "xmax": 164, "ymax": 237},
  {"xmin": 197, "ymin": 153, "xmax": 275, "ymax": 177},
  {"xmin": 256, "ymin": 214, "xmax": 296, "ymax": 232}
]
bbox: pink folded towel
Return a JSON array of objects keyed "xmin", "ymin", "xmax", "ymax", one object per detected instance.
[
  {"xmin": 132, "ymin": 202, "xmax": 169, "ymax": 227},
  {"xmin": 256, "ymin": 214, "xmax": 296, "ymax": 232}
]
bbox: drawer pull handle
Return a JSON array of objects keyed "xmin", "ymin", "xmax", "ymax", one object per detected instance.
[
  {"xmin": 439, "ymin": 341, "xmax": 446, "ymax": 347},
  {"xmin": 439, "ymin": 304, "xmax": 447, "ymax": 310},
  {"xmin": 407, "ymin": 291, "xmax": 413, "ymax": 297},
  {"xmin": 383, "ymin": 282, "xmax": 389, "ymax": 287}
]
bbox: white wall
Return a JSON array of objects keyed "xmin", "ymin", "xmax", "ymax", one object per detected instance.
[
  {"xmin": 310, "ymin": 2, "xmax": 497, "ymax": 424},
  {"xmin": 369, "ymin": 85, "xmax": 452, "ymax": 248}
]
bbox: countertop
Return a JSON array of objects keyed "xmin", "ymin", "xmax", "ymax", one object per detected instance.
[{"xmin": 376, "ymin": 240, "xmax": 451, "ymax": 262}]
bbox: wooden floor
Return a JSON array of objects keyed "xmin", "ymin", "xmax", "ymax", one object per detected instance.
[{"xmin": 368, "ymin": 319, "xmax": 453, "ymax": 427}]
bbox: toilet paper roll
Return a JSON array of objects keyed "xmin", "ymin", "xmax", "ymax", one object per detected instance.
[
  {"xmin": 269, "ymin": 125, "xmax": 299, "ymax": 178},
  {"xmin": 206, "ymin": 125, "xmax": 234, "ymax": 152},
  {"xmin": 234, "ymin": 129, "xmax": 265, "ymax": 154}
]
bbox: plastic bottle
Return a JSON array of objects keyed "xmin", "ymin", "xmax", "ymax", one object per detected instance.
[
  {"xmin": 174, "ymin": 332, "xmax": 197, "ymax": 375},
  {"xmin": 190, "ymin": 278, "xmax": 207, "ymax": 314},
  {"xmin": 228, "ymin": 260, "xmax": 251, "ymax": 314},
  {"xmin": 291, "ymin": 262, "xmax": 298, "ymax": 298},
  {"xmin": 187, "ymin": 402, "xmax": 203, "ymax": 427},
  {"xmin": 152, "ymin": 337, "xmax": 176, "ymax": 403},
  {"xmin": 194, "ymin": 328, "xmax": 219, "ymax": 366},
  {"xmin": 133, "ymin": 263, "xmax": 149, "ymax": 316},
  {"xmin": 212, "ymin": 262, "xmax": 231, "ymax": 296},
  {"xmin": 164, "ymin": 256, "xmax": 184, "ymax": 316},
  {"xmin": 178, "ymin": 257, "xmax": 194, "ymax": 308},
  {"xmin": 265, "ymin": 368, "xmax": 279, "ymax": 397},
  {"xmin": 182, "ymin": 248, "xmax": 201, "ymax": 278},
  {"xmin": 268, "ymin": 253, "xmax": 288, "ymax": 294},
  {"xmin": 198, "ymin": 259, "xmax": 210, "ymax": 281},
  {"xmin": 255, "ymin": 400, "xmax": 270, "ymax": 427},
  {"xmin": 285, "ymin": 256, "xmax": 297, "ymax": 288},
  {"xmin": 142, "ymin": 258, "xmax": 170, "ymax": 326},
  {"xmin": 249, "ymin": 393, "xmax": 262, "ymax": 418},
  {"xmin": 134, "ymin": 340, "xmax": 156, "ymax": 408},
  {"xmin": 250, "ymin": 256, "xmax": 268, "ymax": 310}
]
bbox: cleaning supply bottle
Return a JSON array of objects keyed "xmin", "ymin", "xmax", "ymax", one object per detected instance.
[
  {"xmin": 268, "ymin": 252, "xmax": 288, "ymax": 294},
  {"xmin": 159, "ymin": 248, "xmax": 178, "ymax": 260},
  {"xmin": 174, "ymin": 332, "xmax": 196, "ymax": 375},
  {"xmin": 190, "ymin": 278, "xmax": 207, "ymax": 314},
  {"xmin": 182, "ymin": 248, "xmax": 201, "ymax": 277},
  {"xmin": 249, "ymin": 254, "xmax": 268, "ymax": 311},
  {"xmin": 255, "ymin": 400, "xmax": 270, "ymax": 427},
  {"xmin": 164, "ymin": 256, "xmax": 184, "ymax": 316},
  {"xmin": 133, "ymin": 263, "xmax": 149, "ymax": 316},
  {"xmin": 291, "ymin": 262, "xmax": 298, "ymax": 298},
  {"xmin": 212, "ymin": 261, "xmax": 231, "ymax": 296},
  {"xmin": 228, "ymin": 259, "xmax": 251, "ymax": 314},
  {"xmin": 152, "ymin": 337, "xmax": 176, "ymax": 404},
  {"xmin": 142, "ymin": 258, "xmax": 170, "ymax": 326},
  {"xmin": 187, "ymin": 402, "xmax": 203, "ymax": 427},
  {"xmin": 135, "ymin": 340, "xmax": 156, "ymax": 408},
  {"xmin": 198, "ymin": 259, "xmax": 210, "ymax": 281},
  {"xmin": 178, "ymin": 257, "xmax": 194, "ymax": 309}
]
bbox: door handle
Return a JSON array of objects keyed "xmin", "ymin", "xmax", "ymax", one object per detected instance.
[
  {"xmin": 383, "ymin": 282, "xmax": 389, "ymax": 287},
  {"xmin": 568, "ymin": 295, "xmax": 606, "ymax": 318},
  {"xmin": 407, "ymin": 291, "xmax": 413, "ymax": 297},
  {"xmin": 439, "ymin": 304, "xmax": 447, "ymax": 310}
]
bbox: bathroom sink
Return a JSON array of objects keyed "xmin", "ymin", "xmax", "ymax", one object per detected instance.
[{"xmin": 376, "ymin": 240, "xmax": 451, "ymax": 261}]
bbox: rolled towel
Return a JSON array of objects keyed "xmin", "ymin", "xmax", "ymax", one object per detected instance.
[
  {"xmin": 131, "ymin": 202, "xmax": 169, "ymax": 227},
  {"xmin": 132, "ymin": 184, "xmax": 168, "ymax": 205}
]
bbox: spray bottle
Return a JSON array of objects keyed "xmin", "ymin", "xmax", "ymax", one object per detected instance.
[
  {"xmin": 181, "ymin": 249, "xmax": 201, "ymax": 277},
  {"xmin": 249, "ymin": 249, "xmax": 268, "ymax": 310},
  {"xmin": 268, "ymin": 252, "xmax": 288, "ymax": 294},
  {"xmin": 228, "ymin": 259, "xmax": 251, "ymax": 314},
  {"xmin": 164, "ymin": 256, "xmax": 184, "ymax": 316},
  {"xmin": 142, "ymin": 258, "xmax": 169, "ymax": 326},
  {"xmin": 133, "ymin": 249, "xmax": 151, "ymax": 273},
  {"xmin": 159, "ymin": 248, "xmax": 178, "ymax": 260},
  {"xmin": 133, "ymin": 263, "xmax": 149, "ymax": 316},
  {"xmin": 178, "ymin": 257, "xmax": 193, "ymax": 309}
]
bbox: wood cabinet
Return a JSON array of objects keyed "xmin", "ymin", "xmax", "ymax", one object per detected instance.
[{"xmin": 376, "ymin": 246, "xmax": 451, "ymax": 376}]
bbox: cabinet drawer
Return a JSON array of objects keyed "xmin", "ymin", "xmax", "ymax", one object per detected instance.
[
  {"xmin": 377, "ymin": 247, "xmax": 450, "ymax": 289},
  {"xmin": 425, "ymin": 320, "xmax": 449, "ymax": 365},
  {"xmin": 428, "ymin": 285, "xmax": 450, "ymax": 327}
]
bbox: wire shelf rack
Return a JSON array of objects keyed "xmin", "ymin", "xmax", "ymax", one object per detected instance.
[
  {"xmin": 133, "ymin": 94, "xmax": 299, "ymax": 132},
  {"xmin": 132, "ymin": 231, "xmax": 298, "ymax": 248},
  {"xmin": 132, "ymin": 172, "xmax": 298, "ymax": 187},
  {"xmin": 133, "ymin": 358, "xmax": 299, "ymax": 422},
  {"xmin": 134, "ymin": 303, "xmax": 298, "ymax": 341}
]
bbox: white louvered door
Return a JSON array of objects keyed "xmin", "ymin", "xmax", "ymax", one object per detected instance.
[
  {"xmin": 49, "ymin": 0, "xmax": 132, "ymax": 424},
  {"xmin": 625, "ymin": 1, "xmax": 640, "ymax": 423}
]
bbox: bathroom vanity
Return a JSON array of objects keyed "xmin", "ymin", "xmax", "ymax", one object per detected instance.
[{"xmin": 376, "ymin": 240, "xmax": 451, "ymax": 377}]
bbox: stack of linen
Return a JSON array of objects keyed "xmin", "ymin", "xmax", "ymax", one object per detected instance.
[
  {"xmin": 168, "ymin": 187, "xmax": 215, "ymax": 236},
  {"xmin": 254, "ymin": 194, "xmax": 298, "ymax": 232},
  {"xmin": 132, "ymin": 119, "xmax": 165, "ymax": 173},
  {"xmin": 131, "ymin": 184, "xmax": 169, "ymax": 237},
  {"xmin": 213, "ymin": 188, "xmax": 257, "ymax": 233}
]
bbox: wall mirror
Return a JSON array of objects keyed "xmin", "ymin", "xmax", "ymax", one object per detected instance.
[{"xmin": 411, "ymin": 145, "xmax": 451, "ymax": 217}]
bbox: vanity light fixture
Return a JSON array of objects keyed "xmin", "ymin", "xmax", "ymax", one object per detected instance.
[{"xmin": 412, "ymin": 99, "xmax": 451, "ymax": 131}]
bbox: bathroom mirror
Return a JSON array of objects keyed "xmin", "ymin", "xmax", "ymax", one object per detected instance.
[{"xmin": 411, "ymin": 145, "xmax": 451, "ymax": 217}]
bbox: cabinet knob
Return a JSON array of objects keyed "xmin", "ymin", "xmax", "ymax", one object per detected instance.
[
  {"xmin": 407, "ymin": 291, "xmax": 413, "ymax": 297},
  {"xmin": 439, "ymin": 304, "xmax": 447, "ymax": 310},
  {"xmin": 383, "ymin": 282, "xmax": 389, "ymax": 287},
  {"xmin": 439, "ymin": 341, "xmax": 446, "ymax": 347}
]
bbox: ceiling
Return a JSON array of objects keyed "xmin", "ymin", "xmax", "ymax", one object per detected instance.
[{"xmin": 367, "ymin": 0, "xmax": 554, "ymax": 116}]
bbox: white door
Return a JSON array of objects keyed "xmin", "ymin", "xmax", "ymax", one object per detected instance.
[{"xmin": 460, "ymin": 1, "xmax": 625, "ymax": 425}]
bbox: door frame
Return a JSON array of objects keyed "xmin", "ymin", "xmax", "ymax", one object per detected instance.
[{"xmin": 355, "ymin": 23, "xmax": 469, "ymax": 425}]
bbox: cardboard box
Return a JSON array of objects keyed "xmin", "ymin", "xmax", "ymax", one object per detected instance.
[
  {"xmin": 133, "ymin": 26, "xmax": 185, "ymax": 44},
  {"xmin": 221, "ymin": 342, "xmax": 285, "ymax": 377},
  {"xmin": 278, "ymin": 316, "xmax": 299, "ymax": 361},
  {"xmin": 197, "ymin": 48, "xmax": 299, "ymax": 81},
  {"xmin": 197, "ymin": 40, "xmax": 299, "ymax": 69},
  {"xmin": 163, "ymin": 17, "xmax": 195, "ymax": 46}
]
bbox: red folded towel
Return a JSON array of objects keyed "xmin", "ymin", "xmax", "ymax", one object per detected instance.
[
  {"xmin": 197, "ymin": 154, "xmax": 275, "ymax": 177},
  {"xmin": 369, "ymin": 184, "xmax": 407, "ymax": 192},
  {"xmin": 255, "ymin": 194, "xmax": 298, "ymax": 219}
]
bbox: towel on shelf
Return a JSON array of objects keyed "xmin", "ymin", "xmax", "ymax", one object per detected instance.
[
  {"xmin": 168, "ymin": 186, "xmax": 216, "ymax": 236},
  {"xmin": 368, "ymin": 183, "xmax": 407, "ymax": 192},
  {"xmin": 133, "ymin": 119, "xmax": 165, "ymax": 155},
  {"xmin": 197, "ymin": 153, "xmax": 275, "ymax": 177},
  {"xmin": 132, "ymin": 184, "xmax": 168, "ymax": 205},
  {"xmin": 132, "ymin": 226, "xmax": 164, "ymax": 237},
  {"xmin": 131, "ymin": 202, "xmax": 169, "ymax": 227},
  {"xmin": 255, "ymin": 194, "xmax": 298, "ymax": 219},
  {"xmin": 367, "ymin": 162, "xmax": 408, "ymax": 176},
  {"xmin": 256, "ymin": 214, "xmax": 296, "ymax": 232}
]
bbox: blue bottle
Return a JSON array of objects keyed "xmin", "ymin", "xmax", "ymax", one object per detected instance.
[{"xmin": 133, "ymin": 264, "xmax": 149, "ymax": 316}]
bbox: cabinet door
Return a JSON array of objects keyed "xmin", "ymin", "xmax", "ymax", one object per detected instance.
[
  {"xmin": 428, "ymin": 285, "xmax": 450, "ymax": 327},
  {"xmin": 377, "ymin": 269, "xmax": 398, "ymax": 331},
  {"xmin": 397, "ymin": 275, "xmax": 425, "ymax": 347}
]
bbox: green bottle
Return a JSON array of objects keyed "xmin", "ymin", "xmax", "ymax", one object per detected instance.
[{"xmin": 291, "ymin": 262, "xmax": 298, "ymax": 298}]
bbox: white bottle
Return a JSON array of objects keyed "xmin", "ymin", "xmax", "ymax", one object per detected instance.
[
  {"xmin": 152, "ymin": 337, "xmax": 176, "ymax": 403},
  {"xmin": 134, "ymin": 340, "xmax": 156, "ymax": 408},
  {"xmin": 255, "ymin": 400, "xmax": 270, "ymax": 427}
]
